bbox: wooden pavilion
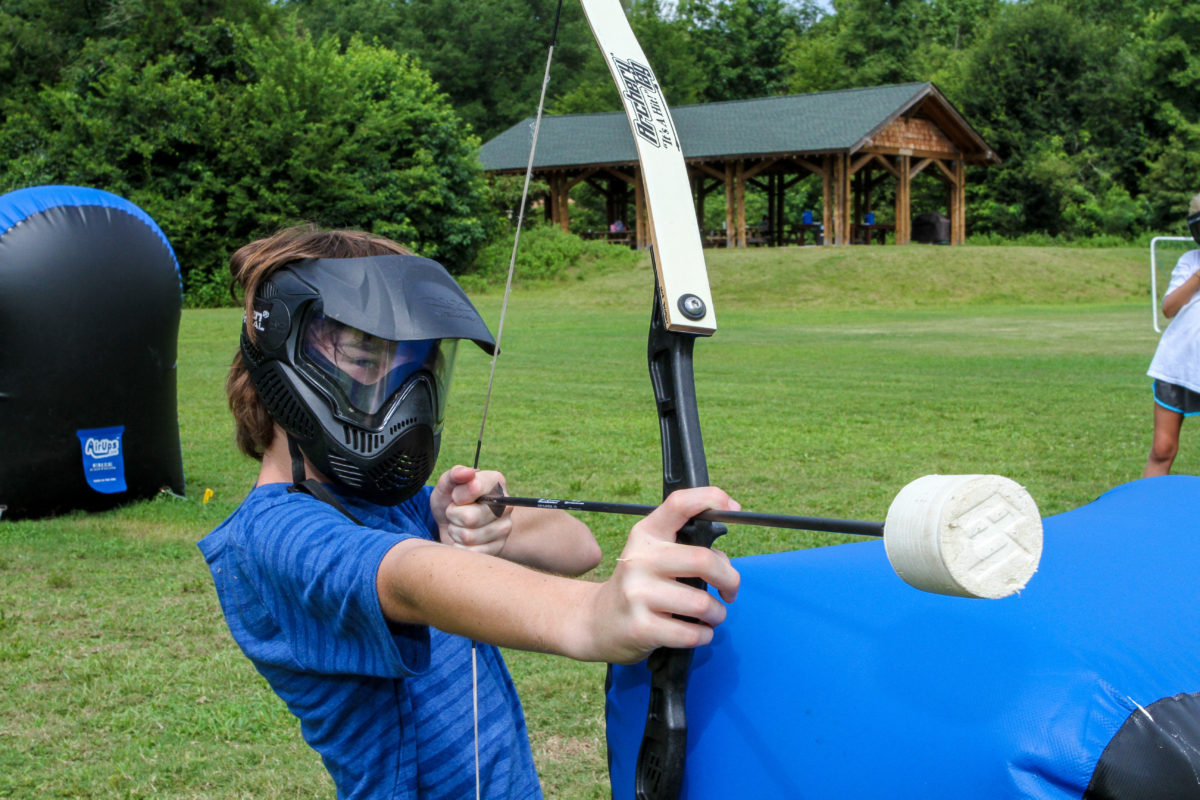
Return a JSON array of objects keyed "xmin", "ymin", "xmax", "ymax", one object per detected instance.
[{"xmin": 479, "ymin": 82, "xmax": 999, "ymax": 247}]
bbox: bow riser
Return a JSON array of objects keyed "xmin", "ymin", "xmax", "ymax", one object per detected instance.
[{"xmin": 637, "ymin": 288, "xmax": 726, "ymax": 800}]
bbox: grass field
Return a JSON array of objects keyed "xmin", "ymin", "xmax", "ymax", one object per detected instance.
[{"xmin": 0, "ymin": 243, "xmax": 1190, "ymax": 798}]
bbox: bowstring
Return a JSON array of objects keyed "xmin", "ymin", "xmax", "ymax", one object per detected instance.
[
  {"xmin": 473, "ymin": 3, "xmax": 564, "ymax": 473},
  {"xmin": 472, "ymin": 3, "xmax": 564, "ymax": 797}
]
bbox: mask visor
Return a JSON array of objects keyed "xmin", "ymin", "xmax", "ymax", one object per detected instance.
[{"xmin": 301, "ymin": 312, "xmax": 438, "ymax": 417}]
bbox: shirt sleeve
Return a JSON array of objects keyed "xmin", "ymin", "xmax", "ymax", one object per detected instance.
[
  {"xmin": 1167, "ymin": 250, "xmax": 1200, "ymax": 295},
  {"xmin": 230, "ymin": 489, "xmax": 431, "ymax": 679}
]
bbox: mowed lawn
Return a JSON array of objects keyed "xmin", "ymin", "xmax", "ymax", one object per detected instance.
[{"xmin": 0, "ymin": 243, "xmax": 1188, "ymax": 798}]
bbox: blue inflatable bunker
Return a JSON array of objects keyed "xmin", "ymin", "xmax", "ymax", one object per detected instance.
[
  {"xmin": 607, "ymin": 476, "xmax": 1200, "ymax": 799},
  {"xmin": 0, "ymin": 186, "xmax": 185, "ymax": 519}
]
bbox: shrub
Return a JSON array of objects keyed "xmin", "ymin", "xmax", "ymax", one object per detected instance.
[{"xmin": 463, "ymin": 223, "xmax": 641, "ymax": 291}]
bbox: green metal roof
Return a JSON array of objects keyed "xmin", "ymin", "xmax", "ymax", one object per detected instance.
[{"xmin": 480, "ymin": 82, "xmax": 993, "ymax": 172}]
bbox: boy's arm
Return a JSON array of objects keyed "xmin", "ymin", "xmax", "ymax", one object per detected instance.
[
  {"xmin": 1163, "ymin": 269, "xmax": 1200, "ymax": 317},
  {"xmin": 430, "ymin": 465, "xmax": 601, "ymax": 576},
  {"xmin": 1163, "ymin": 257, "xmax": 1200, "ymax": 318},
  {"xmin": 378, "ymin": 486, "xmax": 741, "ymax": 665}
]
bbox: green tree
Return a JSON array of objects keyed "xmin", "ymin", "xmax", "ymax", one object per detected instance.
[
  {"xmin": 1137, "ymin": 0, "xmax": 1200, "ymax": 228},
  {"xmin": 626, "ymin": 0, "xmax": 710, "ymax": 107},
  {"xmin": 950, "ymin": 1, "xmax": 1150, "ymax": 237},
  {"xmin": 676, "ymin": 0, "xmax": 813, "ymax": 101},
  {"xmin": 783, "ymin": 19, "xmax": 845, "ymax": 93},
  {"xmin": 823, "ymin": 0, "xmax": 925, "ymax": 86},
  {"xmin": 274, "ymin": 0, "xmax": 406, "ymax": 47},
  {"xmin": 1141, "ymin": 115, "xmax": 1200, "ymax": 233},
  {"xmin": 215, "ymin": 34, "xmax": 491, "ymax": 270},
  {"xmin": 0, "ymin": 1, "xmax": 111, "ymax": 116},
  {"xmin": 1, "ymin": 19, "xmax": 491, "ymax": 298},
  {"xmin": 784, "ymin": 0, "xmax": 1000, "ymax": 94},
  {"xmin": 286, "ymin": 0, "xmax": 608, "ymax": 139},
  {"xmin": 553, "ymin": 0, "xmax": 711, "ymax": 114}
]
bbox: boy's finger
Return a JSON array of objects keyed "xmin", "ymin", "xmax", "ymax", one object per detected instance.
[{"xmin": 636, "ymin": 487, "xmax": 739, "ymax": 544}]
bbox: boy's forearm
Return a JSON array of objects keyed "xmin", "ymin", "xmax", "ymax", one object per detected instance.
[
  {"xmin": 1162, "ymin": 270, "xmax": 1200, "ymax": 317},
  {"xmin": 499, "ymin": 507, "xmax": 601, "ymax": 576},
  {"xmin": 376, "ymin": 538, "xmax": 602, "ymax": 660}
]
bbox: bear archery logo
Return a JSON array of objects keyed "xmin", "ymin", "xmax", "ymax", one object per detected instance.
[
  {"xmin": 612, "ymin": 55, "xmax": 677, "ymax": 151},
  {"xmin": 84, "ymin": 435, "xmax": 121, "ymax": 459}
]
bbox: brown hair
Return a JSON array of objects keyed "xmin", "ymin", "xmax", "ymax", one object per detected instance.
[{"xmin": 226, "ymin": 225, "xmax": 411, "ymax": 459}]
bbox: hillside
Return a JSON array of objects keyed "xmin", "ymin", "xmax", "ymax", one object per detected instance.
[{"xmin": 487, "ymin": 242, "xmax": 1162, "ymax": 315}]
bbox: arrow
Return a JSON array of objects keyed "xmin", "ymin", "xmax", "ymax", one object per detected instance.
[{"xmin": 481, "ymin": 494, "xmax": 885, "ymax": 537}]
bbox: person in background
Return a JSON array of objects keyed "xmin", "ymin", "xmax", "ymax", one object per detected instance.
[
  {"xmin": 1144, "ymin": 193, "xmax": 1200, "ymax": 476},
  {"xmin": 198, "ymin": 224, "xmax": 740, "ymax": 799}
]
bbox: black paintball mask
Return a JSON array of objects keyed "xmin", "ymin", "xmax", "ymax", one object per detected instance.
[
  {"xmin": 240, "ymin": 255, "xmax": 495, "ymax": 505},
  {"xmin": 1189, "ymin": 211, "xmax": 1200, "ymax": 246}
]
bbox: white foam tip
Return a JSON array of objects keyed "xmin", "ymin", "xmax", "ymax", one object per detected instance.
[{"xmin": 884, "ymin": 474, "xmax": 1042, "ymax": 599}]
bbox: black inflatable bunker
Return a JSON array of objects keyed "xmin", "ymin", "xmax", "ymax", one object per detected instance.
[
  {"xmin": 0, "ymin": 186, "xmax": 185, "ymax": 520},
  {"xmin": 607, "ymin": 476, "xmax": 1200, "ymax": 799}
]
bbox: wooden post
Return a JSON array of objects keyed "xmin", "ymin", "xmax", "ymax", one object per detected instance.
[
  {"xmin": 863, "ymin": 169, "xmax": 873, "ymax": 229},
  {"xmin": 724, "ymin": 161, "xmax": 735, "ymax": 248},
  {"xmin": 896, "ymin": 154, "xmax": 911, "ymax": 245},
  {"xmin": 558, "ymin": 175, "xmax": 571, "ymax": 233},
  {"xmin": 729, "ymin": 160, "xmax": 739, "ymax": 248},
  {"xmin": 821, "ymin": 155, "xmax": 832, "ymax": 246},
  {"xmin": 947, "ymin": 164, "xmax": 958, "ymax": 244},
  {"xmin": 852, "ymin": 168, "xmax": 864, "ymax": 240},
  {"xmin": 954, "ymin": 158, "xmax": 966, "ymax": 244},
  {"xmin": 544, "ymin": 176, "xmax": 556, "ymax": 224},
  {"xmin": 832, "ymin": 154, "xmax": 851, "ymax": 245},
  {"xmin": 766, "ymin": 172, "xmax": 776, "ymax": 245}
]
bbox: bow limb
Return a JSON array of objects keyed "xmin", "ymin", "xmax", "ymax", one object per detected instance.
[
  {"xmin": 578, "ymin": 3, "xmax": 721, "ymax": 799},
  {"xmin": 578, "ymin": 0, "xmax": 716, "ymax": 336}
]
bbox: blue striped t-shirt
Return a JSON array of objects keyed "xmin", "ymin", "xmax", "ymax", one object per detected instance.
[{"xmin": 198, "ymin": 483, "xmax": 542, "ymax": 799}]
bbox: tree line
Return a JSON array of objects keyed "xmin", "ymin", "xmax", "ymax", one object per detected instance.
[{"xmin": 2, "ymin": 0, "xmax": 1197, "ymax": 300}]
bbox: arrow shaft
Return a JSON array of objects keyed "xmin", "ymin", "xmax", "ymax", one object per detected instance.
[{"xmin": 481, "ymin": 495, "xmax": 885, "ymax": 538}]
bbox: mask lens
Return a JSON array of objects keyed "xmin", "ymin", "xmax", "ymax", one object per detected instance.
[
  {"xmin": 302, "ymin": 312, "xmax": 436, "ymax": 416},
  {"xmin": 430, "ymin": 339, "xmax": 457, "ymax": 424},
  {"xmin": 1189, "ymin": 212, "xmax": 1200, "ymax": 246}
]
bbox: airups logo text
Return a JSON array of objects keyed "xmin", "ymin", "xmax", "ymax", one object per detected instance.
[{"xmin": 84, "ymin": 436, "xmax": 121, "ymax": 459}]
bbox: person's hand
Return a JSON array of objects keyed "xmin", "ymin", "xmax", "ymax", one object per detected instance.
[
  {"xmin": 581, "ymin": 486, "xmax": 742, "ymax": 665},
  {"xmin": 430, "ymin": 465, "xmax": 512, "ymax": 557}
]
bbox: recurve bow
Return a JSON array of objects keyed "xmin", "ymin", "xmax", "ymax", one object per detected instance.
[{"xmin": 577, "ymin": 4, "xmax": 722, "ymax": 798}]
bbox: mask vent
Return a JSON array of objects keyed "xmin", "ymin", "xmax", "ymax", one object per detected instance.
[
  {"xmin": 241, "ymin": 331, "xmax": 266, "ymax": 368},
  {"xmin": 370, "ymin": 448, "xmax": 432, "ymax": 494},
  {"xmin": 256, "ymin": 368, "xmax": 317, "ymax": 440},
  {"xmin": 367, "ymin": 425, "xmax": 436, "ymax": 496},
  {"xmin": 389, "ymin": 416, "xmax": 418, "ymax": 435},
  {"xmin": 343, "ymin": 425, "xmax": 386, "ymax": 455},
  {"xmin": 326, "ymin": 454, "xmax": 366, "ymax": 488}
]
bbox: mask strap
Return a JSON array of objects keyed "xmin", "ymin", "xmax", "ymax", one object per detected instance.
[
  {"xmin": 287, "ymin": 435, "xmax": 308, "ymax": 485},
  {"xmin": 284, "ymin": 434, "xmax": 363, "ymax": 525}
]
